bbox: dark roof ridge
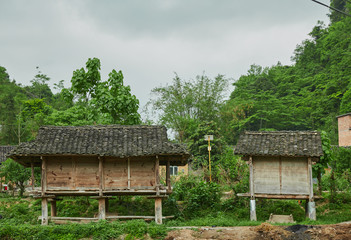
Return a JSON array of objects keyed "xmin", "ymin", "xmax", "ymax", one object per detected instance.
[
  {"xmin": 234, "ymin": 130, "xmax": 323, "ymax": 157},
  {"xmin": 336, "ymin": 112, "xmax": 351, "ymax": 118},
  {"xmin": 244, "ymin": 131, "xmax": 319, "ymax": 134},
  {"xmin": 39, "ymin": 125, "xmax": 165, "ymax": 129}
]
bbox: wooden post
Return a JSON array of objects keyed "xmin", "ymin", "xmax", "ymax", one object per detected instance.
[
  {"xmin": 51, "ymin": 200, "xmax": 57, "ymax": 217},
  {"xmin": 307, "ymin": 157, "xmax": 316, "ymax": 220},
  {"xmin": 41, "ymin": 156, "xmax": 47, "ymax": 196},
  {"xmin": 249, "ymin": 156, "xmax": 257, "ymax": 221},
  {"xmin": 166, "ymin": 159, "xmax": 171, "ymax": 192},
  {"xmin": 155, "ymin": 197, "xmax": 162, "ymax": 224},
  {"xmin": 105, "ymin": 198, "xmax": 109, "ymax": 214},
  {"xmin": 128, "ymin": 158, "xmax": 131, "ymax": 189},
  {"xmin": 249, "ymin": 156, "xmax": 254, "ymax": 198},
  {"xmin": 42, "ymin": 198, "xmax": 48, "ymax": 225},
  {"xmin": 99, "ymin": 157, "xmax": 103, "ymax": 197},
  {"xmin": 98, "ymin": 198, "xmax": 106, "ymax": 220},
  {"xmin": 31, "ymin": 161, "xmax": 35, "ymax": 190},
  {"xmin": 72, "ymin": 158, "xmax": 76, "ymax": 189},
  {"xmin": 155, "ymin": 155, "xmax": 160, "ymax": 195}
]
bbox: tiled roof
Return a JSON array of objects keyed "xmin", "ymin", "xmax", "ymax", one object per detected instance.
[
  {"xmin": 234, "ymin": 131, "xmax": 323, "ymax": 157},
  {"xmin": 9, "ymin": 125, "xmax": 190, "ymax": 159},
  {"xmin": 0, "ymin": 146, "xmax": 15, "ymax": 163}
]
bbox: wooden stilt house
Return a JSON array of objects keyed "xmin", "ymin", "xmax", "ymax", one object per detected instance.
[
  {"xmin": 8, "ymin": 125, "xmax": 190, "ymax": 225},
  {"xmin": 234, "ymin": 131, "xmax": 323, "ymax": 221}
]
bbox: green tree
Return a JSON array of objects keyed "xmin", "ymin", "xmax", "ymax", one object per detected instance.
[
  {"xmin": 146, "ymin": 73, "xmax": 228, "ymax": 142},
  {"xmin": 0, "ymin": 159, "xmax": 31, "ymax": 197},
  {"xmin": 46, "ymin": 58, "xmax": 141, "ymax": 126},
  {"xmin": 188, "ymin": 121, "xmax": 226, "ymax": 171}
]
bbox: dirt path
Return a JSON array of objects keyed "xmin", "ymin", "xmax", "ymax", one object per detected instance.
[{"xmin": 165, "ymin": 222, "xmax": 351, "ymax": 240}]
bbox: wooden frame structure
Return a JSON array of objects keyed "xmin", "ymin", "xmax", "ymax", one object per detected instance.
[
  {"xmin": 9, "ymin": 125, "xmax": 189, "ymax": 225},
  {"xmin": 234, "ymin": 131, "xmax": 323, "ymax": 221}
]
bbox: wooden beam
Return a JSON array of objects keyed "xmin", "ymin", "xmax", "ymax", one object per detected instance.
[
  {"xmin": 249, "ymin": 156, "xmax": 254, "ymax": 199},
  {"xmin": 155, "ymin": 197, "xmax": 162, "ymax": 224},
  {"xmin": 72, "ymin": 158, "xmax": 76, "ymax": 189},
  {"xmin": 41, "ymin": 156, "xmax": 47, "ymax": 196},
  {"xmin": 279, "ymin": 157, "xmax": 282, "ymax": 195},
  {"xmin": 41, "ymin": 197, "xmax": 48, "ymax": 225},
  {"xmin": 128, "ymin": 158, "xmax": 131, "ymax": 189},
  {"xmin": 98, "ymin": 198, "xmax": 106, "ymax": 220},
  {"xmin": 308, "ymin": 157, "xmax": 314, "ymax": 201},
  {"xmin": 237, "ymin": 193, "xmax": 323, "ymax": 200},
  {"xmin": 31, "ymin": 161, "xmax": 35, "ymax": 191},
  {"xmin": 51, "ymin": 200, "xmax": 57, "ymax": 217},
  {"xmin": 155, "ymin": 155, "xmax": 160, "ymax": 195},
  {"xmin": 99, "ymin": 157, "xmax": 103, "ymax": 197},
  {"xmin": 166, "ymin": 159, "xmax": 171, "ymax": 192}
]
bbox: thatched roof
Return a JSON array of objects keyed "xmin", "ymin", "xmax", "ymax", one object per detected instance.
[
  {"xmin": 234, "ymin": 131, "xmax": 323, "ymax": 157},
  {"xmin": 0, "ymin": 146, "xmax": 15, "ymax": 164},
  {"xmin": 9, "ymin": 125, "xmax": 190, "ymax": 166}
]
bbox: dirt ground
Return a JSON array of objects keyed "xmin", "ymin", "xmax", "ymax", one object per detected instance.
[{"xmin": 165, "ymin": 222, "xmax": 351, "ymax": 240}]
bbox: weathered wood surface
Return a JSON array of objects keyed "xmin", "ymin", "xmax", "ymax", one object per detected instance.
[
  {"xmin": 237, "ymin": 193, "xmax": 322, "ymax": 199},
  {"xmin": 98, "ymin": 198, "xmax": 106, "ymax": 220},
  {"xmin": 104, "ymin": 158, "xmax": 128, "ymax": 188},
  {"xmin": 41, "ymin": 198, "xmax": 48, "ymax": 225},
  {"xmin": 281, "ymin": 157, "xmax": 309, "ymax": 194},
  {"xmin": 253, "ymin": 157, "xmax": 280, "ymax": 194},
  {"xmin": 253, "ymin": 156, "xmax": 309, "ymax": 195},
  {"xmin": 48, "ymin": 215, "xmax": 174, "ymax": 224},
  {"xmin": 45, "ymin": 156, "xmax": 157, "ymax": 192},
  {"xmin": 50, "ymin": 200, "xmax": 57, "ymax": 217},
  {"xmin": 155, "ymin": 197, "xmax": 163, "ymax": 224},
  {"xmin": 31, "ymin": 161, "xmax": 35, "ymax": 190},
  {"xmin": 41, "ymin": 157, "xmax": 47, "ymax": 196}
]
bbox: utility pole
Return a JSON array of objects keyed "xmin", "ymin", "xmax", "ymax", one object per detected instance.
[{"xmin": 204, "ymin": 135, "xmax": 213, "ymax": 182}]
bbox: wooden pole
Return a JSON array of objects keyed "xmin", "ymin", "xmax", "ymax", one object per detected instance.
[
  {"xmin": 155, "ymin": 197, "xmax": 162, "ymax": 224},
  {"xmin": 98, "ymin": 198, "xmax": 106, "ymax": 220},
  {"xmin": 128, "ymin": 158, "xmax": 131, "ymax": 189},
  {"xmin": 72, "ymin": 158, "xmax": 76, "ymax": 189},
  {"xmin": 42, "ymin": 197, "xmax": 48, "ymax": 225},
  {"xmin": 166, "ymin": 159, "xmax": 171, "ymax": 192},
  {"xmin": 249, "ymin": 156, "xmax": 257, "ymax": 221},
  {"xmin": 51, "ymin": 200, "xmax": 57, "ymax": 217},
  {"xmin": 105, "ymin": 198, "xmax": 109, "ymax": 214},
  {"xmin": 99, "ymin": 157, "xmax": 103, "ymax": 197},
  {"xmin": 31, "ymin": 161, "xmax": 35, "ymax": 190},
  {"xmin": 41, "ymin": 156, "xmax": 47, "ymax": 196},
  {"xmin": 208, "ymin": 137, "xmax": 211, "ymax": 182},
  {"xmin": 307, "ymin": 157, "xmax": 316, "ymax": 220},
  {"xmin": 155, "ymin": 155, "xmax": 160, "ymax": 195},
  {"xmin": 249, "ymin": 156, "xmax": 254, "ymax": 199}
]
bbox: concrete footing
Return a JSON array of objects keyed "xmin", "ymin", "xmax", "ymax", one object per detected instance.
[{"xmin": 250, "ymin": 199, "xmax": 257, "ymax": 221}]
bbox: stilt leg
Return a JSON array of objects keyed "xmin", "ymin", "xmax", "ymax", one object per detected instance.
[
  {"xmin": 250, "ymin": 199, "xmax": 257, "ymax": 221},
  {"xmin": 42, "ymin": 198, "xmax": 48, "ymax": 225},
  {"xmin": 51, "ymin": 200, "xmax": 57, "ymax": 217},
  {"xmin": 98, "ymin": 198, "xmax": 106, "ymax": 220},
  {"xmin": 307, "ymin": 201, "xmax": 316, "ymax": 220},
  {"xmin": 155, "ymin": 197, "xmax": 162, "ymax": 224},
  {"xmin": 105, "ymin": 198, "xmax": 109, "ymax": 214}
]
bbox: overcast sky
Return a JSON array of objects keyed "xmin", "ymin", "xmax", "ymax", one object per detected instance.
[{"xmin": 0, "ymin": 0, "xmax": 330, "ymax": 119}]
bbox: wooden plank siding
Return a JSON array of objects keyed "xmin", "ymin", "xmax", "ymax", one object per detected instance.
[
  {"xmin": 45, "ymin": 156, "xmax": 157, "ymax": 192},
  {"xmin": 253, "ymin": 156, "xmax": 309, "ymax": 195}
]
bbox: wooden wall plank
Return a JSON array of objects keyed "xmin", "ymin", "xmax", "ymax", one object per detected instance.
[
  {"xmin": 47, "ymin": 157, "xmax": 73, "ymax": 190},
  {"xmin": 281, "ymin": 157, "xmax": 309, "ymax": 194},
  {"xmin": 253, "ymin": 157, "xmax": 280, "ymax": 194},
  {"xmin": 104, "ymin": 158, "xmax": 128, "ymax": 188}
]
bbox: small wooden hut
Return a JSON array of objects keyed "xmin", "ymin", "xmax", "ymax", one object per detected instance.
[
  {"xmin": 234, "ymin": 131, "xmax": 323, "ymax": 221},
  {"xmin": 8, "ymin": 125, "xmax": 190, "ymax": 225}
]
